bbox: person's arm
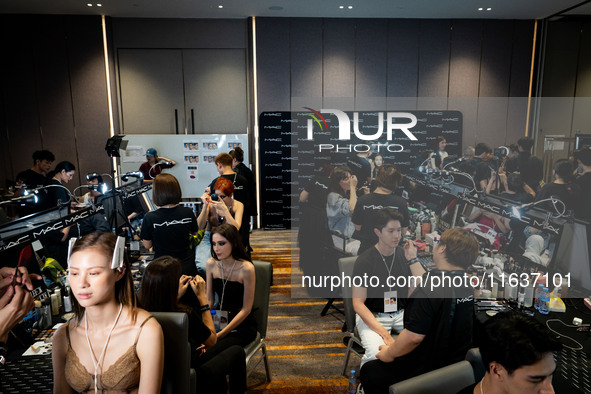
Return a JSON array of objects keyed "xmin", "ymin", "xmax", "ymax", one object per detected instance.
[
  {"xmin": 0, "ymin": 283, "xmax": 35, "ymax": 342},
  {"xmin": 352, "ymin": 286, "xmax": 394, "ymax": 346},
  {"xmin": 299, "ymin": 189, "xmax": 309, "ymax": 203},
  {"xmin": 212, "ymin": 199, "xmax": 243, "ymax": 230},
  {"xmin": 217, "ymin": 262, "xmax": 255, "ymax": 340},
  {"xmin": 136, "ymin": 316, "xmax": 164, "ymax": 394},
  {"xmin": 479, "ymin": 179, "xmax": 488, "ymax": 190},
  {"xmin": 523, "ymin": 183, "xmax": 536, "ymax": 199},
  {"xmin": 467, "ymin": 208, "xmax": 482, "ymax": 222},
  {"xmin": 142, "ymin": 240, "xmax": 153, "ymax": 250},
  {"xmin": 197, "ymin": 193, "xmax": 211, "ymax": 230},
  {"xmin": 189, "ymin": 276, "xmax": 216, "ymax": 347},
  {"xmin": 157, "ymin": 156, "xmax": 176, "ymax": 167},
  {"xmin": 375, "ymin": 328, "xmax": 425, "ymax": 363},
  {"xmin": 206, "ymin": 258, "xmax": 215, "ymax": 308},
  {"xmin": 349, "ymin": 175, "xmax": 358, "ymax": 213},
  {"xmin": 403, "ymin": 241, "xmax": 425, "ymax": 295},
  {"xmin": 52, "ymin": 325, "xmax": 75, "ymax": 393},
  {"xmin": 485, "ymin": 172, "xmax": 497, "ymax": 194}
]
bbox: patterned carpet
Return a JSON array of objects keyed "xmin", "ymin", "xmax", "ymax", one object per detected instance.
[{"xmin": 247, "ymin": 229, "xmax": 358, "ymax": 393}]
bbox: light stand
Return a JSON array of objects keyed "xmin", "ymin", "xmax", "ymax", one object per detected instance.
[{"xmin": 104, "ymin": 136, "xmax": 133, "ymax": 235}]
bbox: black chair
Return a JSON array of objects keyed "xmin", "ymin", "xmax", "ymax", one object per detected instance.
[
  {"xmin": 389, "ymin": 360, "xmax": 476, "ymax": 394},
  {"xmin": 339, "ymin": 255, "xmax": 364, "ymax": 376},
  {"xmin": 465, "ymin": 347, "xmax": 486, "ymax": 381},
  {"xmin": 151, "ymin": 312, "xmax": 196, "ymax": 394},
  {"xmin": 244, "ymin": 260, "xmax": 273, "ymax": 383}
]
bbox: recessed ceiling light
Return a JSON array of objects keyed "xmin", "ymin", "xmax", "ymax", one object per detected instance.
[
  {"xmin": 218, "ymin": 5, "xmax": 223, "ymax": 8},
  {"xmin": 87, "ymin": 3, "xmax": 92, "ymax": 6},
  {"xmin": 487, "ymin": 7, "xmax": 492, "ymax": 11},
  {"xmin": 478, "ymin": 7, "xmax": 483, "ymax": 11},
  {"xmin": 97, "ymin": 3, "xmax": 102, "ymax": 6},
  {"xmin": 339, "ymin": 5, "xmax": 344, "ymax": 8},
  {"xmin": 348, "ymin": 5, "xmax": 353, "ymax": 9}
]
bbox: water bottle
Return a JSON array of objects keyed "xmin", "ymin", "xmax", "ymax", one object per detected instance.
[
  {"xmin": 534, "ymin": 284, "xmax": 543, "ymax": 310},
  {"xmin": 539, "ymin": 287, "xmax": 550, "ymax": 315},
  {"xmin": 347, "ymin": 369, "xmax": 358, "ymax": 394}
]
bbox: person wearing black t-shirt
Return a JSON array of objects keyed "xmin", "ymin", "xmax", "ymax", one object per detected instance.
[
  {"xmin": 499, "ymin": 173, "xmax": 535, "ymax": 204},
  {"xmin": 504, "ymin": 137, "xmax": 543, "ymax": 192},
  {"xmin": 468, "ymin": 143, "xmax": 493, "ymax": 190},
  {"xmin": 15, "ymin": 149, "xmax": 54, "ymax": 193},
  {"xmin": 140, "ymin": 174, "xmax": 199, "ymax": 276},
  {"xmin": 230, "ymin": 146, "xmax": 257, "ymax": 225},
  {"xmin": 352, "ymin": 209, "xmax": 425, "ymax": 367},
  {"xmin": 352, "ymin": 164, "xmax": 410, "ymax": 255},
  {"xmin": 574, "ymin": 148, "xmax": 591, "ymax": 220},
  {"xmin": 535, "ymin": 159, "xmax": 581, "ymax": 214},
  {"xmin": 347, "ymin": 151, "xmax": 372, "ymax": 188},
  {"xmin": 298, "ymin": 166, "xmax": 332, "ymax": 277},
  {"xmin": 208, "ymin": 153, "xmax": 251, "ymax": 251},
  {"xmin": 140, "ymin": 257, "xmax": 247, "ymax": 394},
  {"xmin": 360, "ymin": 227, "xmax": 479, "ymax": 393},
  {"xmin": 457, "ymin": 312, "xmax": 561, "ymax": 394}
]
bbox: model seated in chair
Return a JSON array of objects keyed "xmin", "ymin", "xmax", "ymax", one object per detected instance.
[
  {"xmin": 457, "ymin": 312, "xmax": 561, "ymax": 394},
  {"xmin": 326, "ymin": 166, "xmax": 362, "ymax": 255},
  {"xmin": 360, "ymin": 227, "xmax": 479, "ymax": 394},
  {"xmin": 52, "ymin": 233, "xmax": 164, "ymax": 394},
  {"xmin": 206, "ymin": 224, "xmax": 257, "ymax": 348},
  {"xmin": 352, "ymin": 208, "xmax": 425, "ymax": 367},
  {"xmin": 140, "ymin": 256, "xmax": 247, "ymax": 394}
]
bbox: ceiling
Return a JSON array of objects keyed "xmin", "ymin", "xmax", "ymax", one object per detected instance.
[{"xmin": 0, "ymin": 0, "xmax": 590, "ymax": 20}]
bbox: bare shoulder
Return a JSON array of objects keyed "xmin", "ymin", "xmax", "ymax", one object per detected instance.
[
  {"xmin": 52, "ymin": 322, "xmax": 68, "ymax": 347},
  {"xmin": 206, "ymin": 257, "xmax": 217, "ymax": 269},
  {"xmin": 241, "ymin": 260, "xmax": 256, "ymax": 277},
  {"xmin": 136, "ymin": 309, "xmax": 163, "ymax": 341}
]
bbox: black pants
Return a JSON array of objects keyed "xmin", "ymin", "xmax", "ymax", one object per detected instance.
[
  {"xmin": 360, "ymin": 358, "xmax": 420, "ymax": 394},
  {"xmin": 195, "ymin": 344, "xmax": 247, "ymax": 393}
]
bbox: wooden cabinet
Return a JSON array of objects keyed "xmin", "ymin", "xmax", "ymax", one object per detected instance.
[{"xmin": 118, "ymin": 48, "xmax": 247, "ymax": 134}]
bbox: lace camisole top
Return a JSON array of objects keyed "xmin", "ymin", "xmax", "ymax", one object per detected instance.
[{"xmin": 64, "ymin": 315, "xmax": 153, "ymax": 393}]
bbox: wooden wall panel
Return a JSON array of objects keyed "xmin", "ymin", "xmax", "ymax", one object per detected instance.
[
  {"xmin": 256, "ymin": 18, "xmax": 290, "ymax": 113},
  {"xmin": 323, "ymin": 18, "xmax": 356, "ymax": 110}
]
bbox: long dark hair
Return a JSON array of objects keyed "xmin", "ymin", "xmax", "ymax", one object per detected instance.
[
  {"xmin": 70, "ymin": 233, "xmax": 138, "ymax": 324},
  {"xmin": 139, "ymin": 256, "xmax": 189, "ymax": 314},
  {"xmin": 328, "ymin": 166, "xmax": 352, "ymax": 197},
  {"xmin": 210, "ymin": 223, "xmax": 250, "ymax": 262}
]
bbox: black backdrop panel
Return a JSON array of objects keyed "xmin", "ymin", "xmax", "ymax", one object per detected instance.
[{"xmin": 259, "ymin": 110, "xmax": 463, "ymax": 229}]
